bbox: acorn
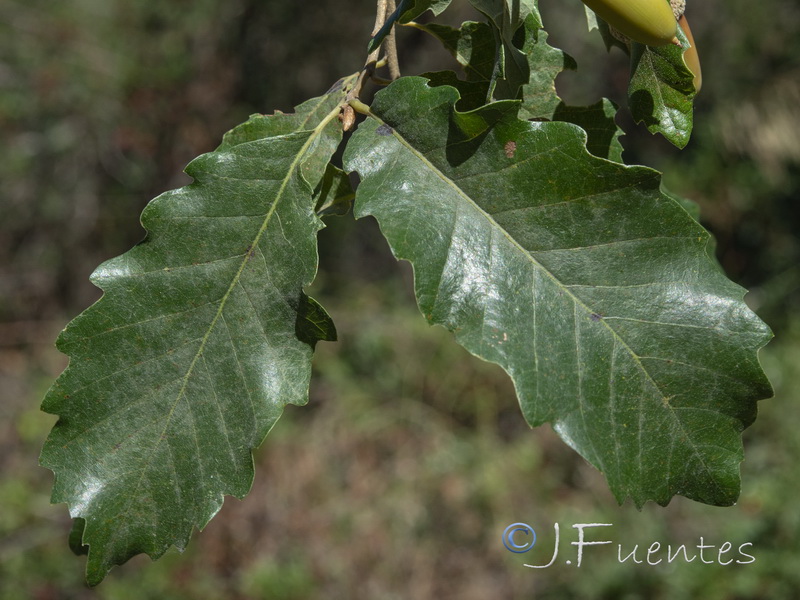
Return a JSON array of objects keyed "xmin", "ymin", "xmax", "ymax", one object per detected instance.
[
  {"xmin": 678, "ymin": 14, "xmax": 702, "ymax": 92},
  {"xmin": 582, "ymin": 0, "xmax": 680, "ymax": 47}
]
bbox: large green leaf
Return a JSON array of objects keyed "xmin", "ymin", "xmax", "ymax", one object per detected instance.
[
  {"xmin": 343, "ymin": 77, "xmax": 772, "ymax": 507},
  {"xmin": 40, "ymin": 77, "xmax": 352, "ymax": 585}
]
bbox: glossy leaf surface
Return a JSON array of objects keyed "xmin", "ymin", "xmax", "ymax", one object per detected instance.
[
  {"xmin": 344, "ymin": 77, "xmax": 772, "ymax": 508},
  {"xmin": 628, "ymin": 33, "xmax": 696, "ymax": 148}
]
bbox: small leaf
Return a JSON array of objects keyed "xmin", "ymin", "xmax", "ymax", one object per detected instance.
[
  {"xmin": 399, "ymin": 0, "xmax": 453, "ymax": 23},
  {"xmin": 344, "ymin": 77, "xmax": 772, "ymax": 508},
  {"xmin": 518, "ymin": 28, "xmax": 577, "ymax": 120},
  {"xmin": 583, "ymin": 8, "xmax": 695, "ymax": 146},
  {"xmin": 40, "ymin": 76, "xmax": 354, "ymax": 584},
  {"xmin": 628, "ymin": 28, "xmax": 696, "ymax": 148},
  {"xmin": 418, "ymin": 9, "xmax": 577, "ymax": 119}
]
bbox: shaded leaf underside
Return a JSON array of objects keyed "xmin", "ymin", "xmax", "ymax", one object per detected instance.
[{"xmin": 344, "ymin": 77, "xmax": 772, "ymax": 508}]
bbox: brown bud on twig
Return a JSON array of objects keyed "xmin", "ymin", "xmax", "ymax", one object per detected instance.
[{"xmin": 339, "ymin": 104, "xmax": 356, "ymax": 132}]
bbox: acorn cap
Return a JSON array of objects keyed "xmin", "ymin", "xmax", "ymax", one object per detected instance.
[{"xmin": 670, "ymin": 0, "xmax": 687, "ymax": 19}]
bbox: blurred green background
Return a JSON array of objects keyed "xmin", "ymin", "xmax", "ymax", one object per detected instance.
[{"xmin": 2, "ymin": 0, "xmax": 799, "ymax": 597}]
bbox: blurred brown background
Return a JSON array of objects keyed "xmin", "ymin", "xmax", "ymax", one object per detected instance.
[{"xmin": 2, "ymin": 0, "xmax": 799, "ymax": 598}]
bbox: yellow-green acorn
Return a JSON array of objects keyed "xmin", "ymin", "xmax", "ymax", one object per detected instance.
[
  {"xmin": 679, "ymin": 14, "xmax": 702, "ymax": 92},
  {"xmin": 583, "ymin": 0, "xmax": 680, "ymax": 47}
]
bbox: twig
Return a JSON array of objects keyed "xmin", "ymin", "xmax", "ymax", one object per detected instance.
[
  {"xmin": 346, "ymin": 0, "xmax": 389, "ymax": 103},
  {"xmin": 384, "ymin": 0, "xmax": 401, "ymax": 80},
  {"xmin": 368, "ymin": 0, "xmax": 389, "ymax": 65}
]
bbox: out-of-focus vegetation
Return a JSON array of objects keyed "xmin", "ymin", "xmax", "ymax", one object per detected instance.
[{"xmin": 1, "ymin": 0, "xmax": 798, "ymax": 597}]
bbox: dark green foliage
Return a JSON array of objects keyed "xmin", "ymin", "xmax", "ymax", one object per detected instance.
[
  {"xmin": 344, "ymin": 77, "xmax": 771, "ymax": 507},
  {"xmin": 32, "ymin": 0, "xmax": 776, "ymax": 586},
  {"xmin": 41, "ymin": 82, "xmax": 350, "ymax": 584}
]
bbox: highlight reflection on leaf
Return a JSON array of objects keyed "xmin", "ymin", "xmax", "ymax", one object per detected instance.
[{"xmin": 344, "ymin": 77, "xmax": 772, "ymax": 508}]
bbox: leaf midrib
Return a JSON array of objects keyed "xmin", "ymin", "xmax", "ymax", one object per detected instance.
[
  {"xmin": 364, "ymin": 109, "xmax": 720, "ymax": 496},
  {"xmin": 111, "ymin": 98, "xmax": 343, "ymax": 534}
]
